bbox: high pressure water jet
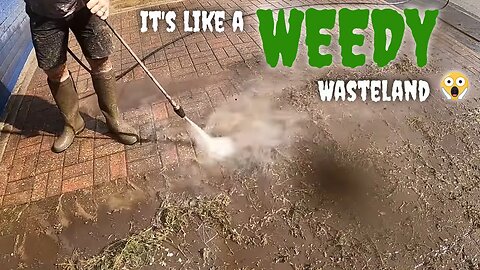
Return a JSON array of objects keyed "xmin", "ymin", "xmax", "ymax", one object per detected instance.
[{"xmin": 103, "ymin": 20, "xmax": 236, "ymax": 161}]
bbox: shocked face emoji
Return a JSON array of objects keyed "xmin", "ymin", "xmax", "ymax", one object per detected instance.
[{"xmin": 441, "ymin": 72, "xmax": 469, "ymax": 100}]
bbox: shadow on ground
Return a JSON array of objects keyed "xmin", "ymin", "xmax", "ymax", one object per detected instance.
[{"xmin": 0, "ymin": 94, "xmax": 141, "ymax": 143}]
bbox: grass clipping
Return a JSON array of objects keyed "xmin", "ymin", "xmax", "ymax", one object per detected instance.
[{"xmin": 60, "ymin": 193, "xmax": 238, "ymax": 270}]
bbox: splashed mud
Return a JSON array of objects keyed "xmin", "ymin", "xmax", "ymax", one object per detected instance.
[
  {"xmin": 185, "ymin": 117, "xmax": 236, "ymax": 162},
  {"xmin": 105, "ymin": 187, "xmax": 147, "ymax": 212},
  {"xmin": 202, "ymin": 93, "xmax": 305, "ymax": 166}
]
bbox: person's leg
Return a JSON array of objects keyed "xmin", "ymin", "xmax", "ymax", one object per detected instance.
[
  {"xmin": 44, "ymin": 64, "xmax": 69, "ymax": 82},
  {"xmin": 45, "ymin": 64, "xmax": 85, "ymax": 152},
  {"xmin": 87, "ymin": 57, "xmax": 139, "ymax": 144},
  {"xmin": 70, "ymin": 8, "xmax": 138, "ymax": 145},
  {"xmin": 28, "ymin": 10, "xmax": 84, "ymax": 152}
]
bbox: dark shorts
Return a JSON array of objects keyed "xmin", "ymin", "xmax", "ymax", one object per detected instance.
[{"xmin": 27, "ymin": 6, "xmax": 114, "ymax": 71}]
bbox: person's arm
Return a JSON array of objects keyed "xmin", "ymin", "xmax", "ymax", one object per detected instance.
[{"xmin": 86, "ymin": 0, "xmax": 110, "ymax": 20}]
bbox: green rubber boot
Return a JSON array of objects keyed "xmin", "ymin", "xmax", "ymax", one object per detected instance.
[
  {"xmin": 48, "ymin": 76, "xmax": 85, "ymax": 153},
  {"xmin": 91, "ymin": 70, "xmax": 139, "ymax": 145}
]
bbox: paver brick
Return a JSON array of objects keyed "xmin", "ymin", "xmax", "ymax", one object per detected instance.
[
  {"xmin": 0, "ymin": 172, "xmax": 8, "ymax": 196},
  {"xmin": 168, "ymin": 58, "xmax": 182, "ymax": 71},
  {"xmin": 46, "ymin": 169, "xmax": 63, "ymax": 197},
  {"xmin": 210, "ymin": 40, "xmax": 233, "ymax": 49},
  {"xmin": 187, "ymin": 44, "xmax": 201, "ymax": 54},
  {"xmin": 127, "ymin": 155, "xmax": 162, "ymax": 176},
  {"xmin": 62, "ymin": 173, "xmax": 94, "ymax": 193},
  {"xmin": 94, "ymin": 120, "xmax": 111, "ymax": 141},
  {"xmin": 5, "ymin": 178, "xmax": 33, "ymax": 195},
  {"xmin": 94, "ymin": 142, "xmax": 124, "ymax": 158},
  {"xmin": 63, "ymin": 160, "xmax": 93, "ymax": 180},
  {"xmin": 16, "ymin": 136, "xmax": 42, "ymax": 149},
  {"xmin": 227, "ymin": 34, "xmax": 242, "ymax": 45},
  {"xmin": 235, "ymin": 45, "xmax": 261, "ymax": 58},
  {"xmin": 171, "ymin": 66, "xmax": 197, "ymax": 79},
  {"xmin": 21, "ymin": 155, "xmax": 38, "ymax": 179},
  {"xmin": 4, "ymin": 134, "xmax": 19, "ymax": 152},
  {"xmin": 0, "ymin": 150, "xmax": 14, "ymax": 171},
  {"xmin": 223, "ymin": 46, "xmax": 240, "ymax": 57},
  {"xmin": 2, "ymin": 190, "xmax": 31, "ymax": 206},
  {"xmin": 207, "ymin": 87, "xmax": 226, "ymax": 107},
  {"xmin": 206, "ymin": 61, "xmax": 223, "ymax": 74},
  {"xmin": 219, "ymin": 55, "xmax": 243, "ymax": 67},
  {"xmin": 159, "ymin": 143, "xmax": 179, "ymax": 167},
  {"xmin": 213, "ymin": 48, "xmax": 228, "ymax": 60},
  {"xmin": 166, "ymin": 46, "xmax": 188, "ymax": 60},
  {"xmin": 110, "ymin": 151, "xmax": 127, "ymax": 180},
  {"xmin": 191, "ymin": 54, "xmax": 217, "ymax": 65},
  {"xmin": 78, "ymin": 138, "xmax": 95, "ymax": 162},
  {"xmin": 133, "ymin": 66, "xmax": 146, "ymax": 79},
  {"xmin": 94, "ymin": 156, "xmax": 110, "ymax": 185},
  {"xmin": 31, "ymin": 173, "xmax": 48, "ymax": 201},
  {"xmin": 179, "ymin": 56, "xmax": 194, "ymax": 68},
  {"xmin": 146, "ymin": 60, "xmax": 168, "ymax": 70},
  {"xmin": 126, "ymin": 144, "xmax": 158, "ymax": 162},
  {"xmin": 152, "ymin": 102, "xmax": 168, "ymax": 122},
  {"xmin": 154, "ymin": 50, "xmax": 167, "ymax": 61},
  {"xmin": 15, "ymin": 143, "xmax": 41, "ymax": 159},
  {"xmin": 196, "ymin": 41, "xmax": 211, "ymax": 52},
  {"xmin": 124, "ymin": 106, "xmax": 153, "ymax": 124},
  {"xmin": 36, "ymin": 150, "xmax": 64, "ymax": 174},
  {"xmin": 64, "ymin": 140, "xmax": 80, "ymax": 166},
  {"xmin": 190, "ymin": 50, "xmax": 215, "ymax": 60},
  {"xmin": 8, "ymin": 157, "xmax": 25, "ymax": 182},
  {"xmin": 208, "ymin": 36, "xmax": 231, "ymax": 45},
  {"xmin": 238, "ymin": 33, "xmax": 254, "ymax": 43}
]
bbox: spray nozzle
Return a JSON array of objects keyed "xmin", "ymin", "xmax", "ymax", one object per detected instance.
[{"xmin": 174, "ymin": 105, "xmax": 186, "ymax": 118}]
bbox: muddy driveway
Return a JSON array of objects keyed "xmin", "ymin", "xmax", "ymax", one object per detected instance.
[{"xmin": 1, "ymin": 54, "xmax": 480, "ymax": 270}]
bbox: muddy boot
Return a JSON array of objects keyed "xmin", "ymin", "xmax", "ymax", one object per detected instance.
[
  {"xmin": 91, "ymin": 70, "xmax": 139, "ymax": 145},
  {"xmin": 48, "ymin": 76, "xmax": 85, "ymax": 153}
]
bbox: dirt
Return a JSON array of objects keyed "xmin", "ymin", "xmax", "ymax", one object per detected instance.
[{"xmin": 1, "ymin": 48, "xmax": 480, "ymax": 269}]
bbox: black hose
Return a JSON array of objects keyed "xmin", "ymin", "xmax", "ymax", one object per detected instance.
[{"xmin": 67, "ymin": 48, "xmax": 91, "ymax": 73}]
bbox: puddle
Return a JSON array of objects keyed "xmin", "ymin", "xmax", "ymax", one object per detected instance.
[{"xmin": 0, "ymin": 178, "xmax": 164, "ymax": 269}]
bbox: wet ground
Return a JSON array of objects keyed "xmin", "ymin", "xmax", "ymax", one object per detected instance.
[
  {"xmin": 1, "ymin": 0, "xmax": 480, "ymax": 269},
  {"xmin": 1, "ymin": 52, "xmax": 480, "ymax": 269}
]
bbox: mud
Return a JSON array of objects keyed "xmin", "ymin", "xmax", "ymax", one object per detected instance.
[{"xmin": 2, "ymin": 39, "xmax": 480, "ymax": 270}]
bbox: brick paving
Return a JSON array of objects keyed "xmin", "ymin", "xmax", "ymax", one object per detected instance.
[{"xmin": 1, "ymin": 0, "xmax": 480, "ymax": 208}]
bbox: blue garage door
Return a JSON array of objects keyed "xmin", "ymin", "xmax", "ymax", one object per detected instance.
[{"xmin": 0, "ymin": 0, "xmax": 33, "ymax": 113}]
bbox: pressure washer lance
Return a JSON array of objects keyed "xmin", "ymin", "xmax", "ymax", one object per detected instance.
[
  {"xmin": 103, "ymin": 20, "xmax": 186, "ymax": 119},
  {"xmin": 103, "ymin": 19, "xmax": 236, "ymax": 161}
]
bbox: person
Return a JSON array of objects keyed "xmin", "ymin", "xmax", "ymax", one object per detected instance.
[{"xmin": 25, "ymin": 0, "xmax": 139, "ymax": 153}]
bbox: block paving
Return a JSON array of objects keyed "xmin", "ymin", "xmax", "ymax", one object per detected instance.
[{"xmin": 0, "ymin": 0, "xmax": 479, "ymax": 208}]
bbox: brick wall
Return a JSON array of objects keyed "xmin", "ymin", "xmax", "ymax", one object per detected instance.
[{"xmin": 0, "ymin": 0, "xmax": 33, "ymax": 112}]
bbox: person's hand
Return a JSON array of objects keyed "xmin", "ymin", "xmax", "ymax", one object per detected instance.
[{"xmin": 86, "ymin": 0, "xmax": 110, "ymax": 20}]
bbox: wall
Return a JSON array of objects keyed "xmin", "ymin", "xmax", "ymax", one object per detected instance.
[{"xmin": 0, "ymin": 0, "xmax": 33, "ymax": 112}]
